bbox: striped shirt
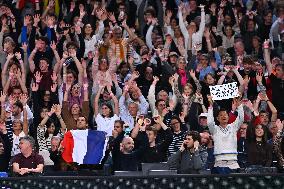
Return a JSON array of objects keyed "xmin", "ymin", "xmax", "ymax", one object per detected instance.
[
  {"xmin": 37, "ymin": 125, "xmax": 52, "ymax": 152},
  {"xmin": 168, "ymin": 131, "xmax": 186, "ymax": 157}
]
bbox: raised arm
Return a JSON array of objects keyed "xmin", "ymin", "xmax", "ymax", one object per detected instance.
[
  {"xmin": 2, "ymin": 54, "xmax": 14, "ymax": 87},
  {"xmin": 94, "ymin": 85, "xmax": 104, "ymax": 117},
  {"xmin": 232, "ymin": 67, "xmax": 244, "ymax": 86},
  {"xmin": 54, "ymin": 104, "xmax": 67, "ymax": 134},
  {"xmin": 207, "ymin": 96, "xmax": 216, "ymax": 134},
  {"xmin": 196, "ymin": 5, "xmax": 205, "ymax": 36},
  {"xmin": 178, "ymin": 5, "xmax": 189, "ymax": 51},
  {"xmin": 263, "ymin": 39, "xmax": 272, "ymax": 76},
  {"xmin": 15, "ymin": 69, "xmax": 28, "ymax": 94},
  {"xmin": 0, "ymin": 91, "xmax": 7, "ymax": 121},
  {"xmin": 28, "ymin": 47, "xmax": 38, "ymax": 73},
  {"xmin": 119, "ymin": 86, "xmax": 129, "ymax": 117},
  {"xmin": 148, "ymin": 76, "xmax": 159, "ymax": 116},
  {"xmin": 145, "ymin": 22, "xmax": 155, "ymax": 50},
  {"xmin": 107, "ymin": 85, "xmax": 119, "ymax": 116},
  {"xmin": 69, "ymin": 49, "xmax": 83, "ymax": 85},
  {"xmin": 232, "ymin": 98, "xmax": 244, "ymax": 130},
  {"xmin": 19, "ymin": 94, "xmax": 29, "ymax": 135}
]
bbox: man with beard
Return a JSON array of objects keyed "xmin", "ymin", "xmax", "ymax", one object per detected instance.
[
  {"xmin": 111, "ymin": 126, "xmax": 148, "ymax": 171},
  {"xmin": 167, "ymin": 131, "xmax": 204, "ymax": 174}
]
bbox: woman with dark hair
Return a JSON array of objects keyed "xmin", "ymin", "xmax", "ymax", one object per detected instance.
[
  {"xmin": 94, "ymin": 84, "xmax": 119, "ymax": 137},
  {"xmin": 2, "ymin": 54, "xmax": 28, "ymax": 95},
  {"xmin": 82, "ymin": 21, "xmax": 104, "ymax": 58},
  {"xmin": 37, "ymin": 104, "xmax": 66, "ymax": 165},
  {"xmin": 167, "ymin": 115, "xmax": 188, "ymax": 156},
  {"xmin": 92, "ymin": 56, "xmax": 113, "ymax": 94},
  {"xmin": 246, "ymin": 124, "xmax": 272, "ymax": 167},
  {"xmin": 116, "ymin": 60, "xmax": 133, "ymax": 89},
  {"xmin": 62, "ymin": 82, "xmax": 89, "ymax": 131},
  {"xmin": 220, "ymin": 25, "xmax": 236, "ymax": 52}
]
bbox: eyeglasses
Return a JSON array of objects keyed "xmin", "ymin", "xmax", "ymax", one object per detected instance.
[{"xmin": 158, "ymin": 104, "xmax": 166, "ymax": 107}]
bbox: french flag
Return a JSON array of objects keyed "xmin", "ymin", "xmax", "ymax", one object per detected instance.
[{"xmin": 61, "ymin": 130, "xmax": 108, "ymax": 164}]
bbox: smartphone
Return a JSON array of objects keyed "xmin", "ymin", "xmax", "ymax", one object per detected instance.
[{"xmin": 63, "ymin": 57, "xmax": 73, "ymax": 67}]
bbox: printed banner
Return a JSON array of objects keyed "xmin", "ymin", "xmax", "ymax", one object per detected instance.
[{"xmin": 209, "ymin": 82, "xmax": 239, "ymax": 100}]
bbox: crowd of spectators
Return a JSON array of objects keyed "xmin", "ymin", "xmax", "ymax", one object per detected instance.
[{"xmin": 0, "ymin": 0, "xmax": 284, "ymax": 176}]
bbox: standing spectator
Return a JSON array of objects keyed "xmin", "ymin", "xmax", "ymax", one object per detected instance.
[
  {"xmin": 94, "ymin": 84, "xmax": 119, "ymax": 137},
  {"xmin": 207, "ymin": 96, "xmax": 244, "ymax": 174}
]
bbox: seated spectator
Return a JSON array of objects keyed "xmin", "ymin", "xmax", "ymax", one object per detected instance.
[
  {"xmin": 167, "ymin": 131, "xmax": 204, "ymax": 174},
  {"xmin": 11, "ymin": 136, "xmax": 44, "ymax": 176},
  {"xmin": 246, "ymin": 124, "xmax": 272, "ymax": 167}
]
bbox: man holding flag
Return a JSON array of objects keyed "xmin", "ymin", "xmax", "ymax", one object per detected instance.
[{"xmin": 61, "ymin": 116, "xmax": 108, "ymax": 166}]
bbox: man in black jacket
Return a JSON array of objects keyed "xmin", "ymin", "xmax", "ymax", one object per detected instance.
[
  {"xmin": 111, "ymin": 128, "xmax": 148, "ymax": 171},
  {"xmin": 141, "ymin": 115, "xmax": 173, "ymax": 163},
  {"xmin": 0, "ymin": 125, "xmax": 12, "ymax": 172}
]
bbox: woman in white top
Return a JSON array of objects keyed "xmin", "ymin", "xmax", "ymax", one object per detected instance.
[
  {"xmin": 83, "ymin": 21, "xmax": 104, "ymax": 58},
  {"xmin": 94, "ymin": 84, "xmax": 119, "ymax": 137},
  {"xmin": 11, "ymin": 119, "xmax": 27, "ymax": 156},
  {"xmin": 220, "ymin": 25, "xmax": 236, "ymax": 51},
  {"xmin": 178, "ymin": 4, "xmax": 205, "ymax": 54},
  {"xmin": 9, "ymin": 95, "xmax": 29, "ymax": 156}
]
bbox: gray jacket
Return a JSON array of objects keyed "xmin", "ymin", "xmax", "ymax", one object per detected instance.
[{"xmin": 167, "ymin": 148, "xmax": 205, "ymax": 174}]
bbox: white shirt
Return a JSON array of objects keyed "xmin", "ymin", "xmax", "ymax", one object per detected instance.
[
  {"xmin": 12, "ymin": 131, "xmax": 26, "ymax": 156},
  {"xmin": 6, "ymin": 104, "xmax": 34, "ymax": 122},
  {"xmin": 83, "ymin": 21, "xmax": 104, "ymax": 57},
  {"xmin": 207, "ymin": 105, "xmax": 244, "ymax": 161},
  {"xmin": 95, "ymin": 114, "xmax": 119, "ymax": 137}
]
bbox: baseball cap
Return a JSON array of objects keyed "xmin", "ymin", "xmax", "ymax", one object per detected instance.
[
  {"xmin": 169, "ymin": 51, "xmax": 178, "ymax": 57},
  {"xmin": 199, "ymin": 113, "xmax": 208, "ymax": 118}
]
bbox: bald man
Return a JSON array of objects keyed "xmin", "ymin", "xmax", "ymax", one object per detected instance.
[{"xmin": 111, "ymin": 130, "xmax": 148, "ymax": 171}]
